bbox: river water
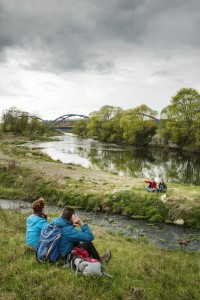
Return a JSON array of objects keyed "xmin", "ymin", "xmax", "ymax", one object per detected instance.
[
  {"xmin": 24, "ymin": 133, "xmax": 200, "ymax": 185},
  {"xmin": 1, "ymin": 199, "xmax": 200, "ymax": 251}
]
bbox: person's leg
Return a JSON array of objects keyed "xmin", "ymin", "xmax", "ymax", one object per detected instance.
[{"xmin": 76, "ymin": 241, "xmax": 101, "ymax": 260}]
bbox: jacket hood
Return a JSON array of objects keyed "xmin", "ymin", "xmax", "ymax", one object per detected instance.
[
  {"xmin": 26, "ymin": 214, "xmax": 46, "ymax": 227},
  {"xmin": 51, "ymin": 216, "xmax": 69, "ymax": 227}
]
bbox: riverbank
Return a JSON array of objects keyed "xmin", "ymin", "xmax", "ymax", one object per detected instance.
[
  {"xmin": 0, "ymin": 209, "xmax": 200, "ymax": 300},
  {"xmin": 0, "ymin": 134, "xmax": 200, "ymax": 228}
]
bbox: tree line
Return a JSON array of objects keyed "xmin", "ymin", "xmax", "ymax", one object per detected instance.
[
  {"xmin": 1, "ymin": 88, "xmax": 199, "ymax": 151},
  {"xmin": 73, "ymin": 88, "xmax": 200, "ymax": 151},
  {"xmin": 0, "ymin": 107, "xmax": 50, "ymax": 138}
]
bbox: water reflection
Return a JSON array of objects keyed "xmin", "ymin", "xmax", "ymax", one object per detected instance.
[{"xmin": 25, "ymin": 133, "xmax": 200, "ymax": 185}]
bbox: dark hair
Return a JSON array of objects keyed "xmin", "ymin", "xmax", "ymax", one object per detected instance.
[
  {"xmin": 61, "ymin": 207, "xmax": 75, "ymax": 221},
  {"xmin": 32, "ymin": 198, "xmax": 45, "ymax": 212}
]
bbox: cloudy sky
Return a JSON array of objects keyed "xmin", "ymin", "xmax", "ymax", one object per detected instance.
[{"xmin": 0, "ymin": 0, "xmax": 200, "ymax": 120}]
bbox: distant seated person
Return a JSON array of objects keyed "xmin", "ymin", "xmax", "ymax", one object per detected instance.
[
  {"xmin": 158, "ymin": 178, "xmax": 167, "ymax": 193},
  {"xmin": 144, "ymin": 178, "xmax": 157, "ymax": 192},
  {"xmin": 26, "ymin": 198, "xmax": 48, "ymax": 250}
]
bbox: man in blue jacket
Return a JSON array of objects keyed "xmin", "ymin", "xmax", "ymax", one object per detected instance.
[
  {"xmin": 26, "ymin": 198, "xmax": 48, "ymax": 249},
  {"xmin": 51, "ymin": 207, "xmax": 111, "ymax": 262}
]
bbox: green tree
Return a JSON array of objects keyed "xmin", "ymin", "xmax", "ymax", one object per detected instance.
[
  {"xmin": 159, "ymin": 88, "xmax": 200, "ymax": 146},
  {"xmin": 1, "ymin": 107, "xmax": 47, "ymax": 136},
  {"xmin": 120, "ymin": 105, "xmax": 158, "ymax": 145},
  {"xmin": 1, "ymin": 107, "xmax": 28, "ymax": 133},
  {"xmin": 28, "ymin": 117, "xmax": 45, "ymax": 135},
  {"xmin": 86, "ymin": 105, "xmax": 123, "ymax": 141},
  {"xmin": 72, "ymin": 119, "xmax": 88, "ymax": 137}
]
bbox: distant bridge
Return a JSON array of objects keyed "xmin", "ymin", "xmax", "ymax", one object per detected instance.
[
  {"xmin": 47, "ymin": 114, "xmax": 89, "ymax": 129},
  {"xmin": 17, "ymin": 114, "xmax": 89, "ymax": 129},
  {"xmin": 18, "ymin": 113, "xmax": 159, "ymax": 129},
  {"xmin": 18, "ymin": 115, "xmax": 46, "ymax": 123},
  {"xmin": 109, "ymin": 113, "xmax": 160, "ymax": 123},
  {"xmin": 137, "ymin": 113, "xmax": 160, "ymax": 123}
]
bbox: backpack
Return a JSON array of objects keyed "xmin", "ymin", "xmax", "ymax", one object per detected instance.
[
  {"xmin": 69, "ymin": 247, "xmax": 103, "ymax": 276},
  {"xmin": 36, "ymin": 224, "xmax": 62, "ymax": 263}
]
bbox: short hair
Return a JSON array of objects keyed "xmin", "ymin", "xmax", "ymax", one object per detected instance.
[
  {"xmin": 61, "ymin": 207, "xmax": 75, "ymax": 221},
  {"xmin": 32, "ymin": 198, "xmax": 45, "ymax": 212}
]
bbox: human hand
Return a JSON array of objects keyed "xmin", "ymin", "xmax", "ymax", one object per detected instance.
[{"xmin": 71, "ymin": 214, "xmax": 84, "ymax": 226}]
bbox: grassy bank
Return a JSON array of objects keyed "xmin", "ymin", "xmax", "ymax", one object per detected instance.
[
  {"xmin": 0, "ymin": 135, "xmax": 200, "ymax": 228},
  {"xmin": 0, "ymin": 209, "xmax": 200, "ymax": 300}
]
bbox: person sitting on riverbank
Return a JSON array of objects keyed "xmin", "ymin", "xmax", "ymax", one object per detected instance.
[
  {"xmin": 51, "ymin": 207, "xmax": 111, "ymax": 263},
  {"xmin": 157, "ymin": 178, "xmax": 167, "ymax": 192},
  {"xmin": 144, "ymin": 178, "xmax": 157, "ymax": 192},
  {"xmin": 26, "ymin": 198, "xmax": 48, "ymax": 250}
]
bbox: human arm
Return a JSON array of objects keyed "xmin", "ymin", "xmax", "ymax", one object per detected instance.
[{"xmin": 62, "ymin": 223, "xmax": 94, "ymax": 243}]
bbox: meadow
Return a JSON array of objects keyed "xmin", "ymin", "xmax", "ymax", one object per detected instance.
[{"xmin": 0, "ymin": 209, "xmax": 200, "ymax": 300}]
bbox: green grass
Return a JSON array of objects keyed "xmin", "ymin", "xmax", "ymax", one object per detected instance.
[{"xmin": 0, "ymin": 209, "xmax": 200, "ymax": 300}]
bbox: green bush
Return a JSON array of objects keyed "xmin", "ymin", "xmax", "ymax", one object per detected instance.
[{"xmin": 36, "ymin": 182, "xmax": 62, "ymax": 204}]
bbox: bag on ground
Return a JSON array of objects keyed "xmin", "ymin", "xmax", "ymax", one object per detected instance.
[
  {"xmin": 71, "ymin": 247, "xmax": 90, "ymax": 259},
  {"xmin": 73, "ymin": 257, "xmax": 103, "ymax": 276},
  {"xmin": 36, "ymin": 224, "xmax": 61, "ymax": 263},
  {"xmin": 69, "ymin": 247, "xmax": 103, "ymax": 276}
]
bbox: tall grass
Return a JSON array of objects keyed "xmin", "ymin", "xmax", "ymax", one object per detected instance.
[{"xmin": 0, "ymin": 209, "xmax": 200, "ymax": 300}]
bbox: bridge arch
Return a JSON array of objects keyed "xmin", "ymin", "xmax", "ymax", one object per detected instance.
[
  {"xmin": 48, "ymin": 114, "xmax": 89, "ymax": 127},
  {"xmin": 137, "ymin": 113, "xmax": 160, "ymax": 123},
  {"xmin": 27, "ymin": 115, "xmax": 46, "ymax": 123},
  {"xmin": 17, "ymin": 115, "xmax": 46, "ymax": 123}
]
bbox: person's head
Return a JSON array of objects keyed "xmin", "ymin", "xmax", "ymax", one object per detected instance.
[
  {"xmin": 61, "ymin": 207, "xmax": 75, "ymax": 223},
  {"xmin": 160, "ymin": 178, "xmax": 164, "ymax": 182},
  {"xmin": 32, "ymin": 198, "xmax": 45, "ymax": 213},
  {"xmin": 151, "ymin": 178, "xmax": 154, "ymax": 182}
]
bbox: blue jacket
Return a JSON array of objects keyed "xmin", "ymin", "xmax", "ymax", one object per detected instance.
[
  {"xmin": 26, "ymin": 214, "xmax": 48, "ymax": 249},
  {"xmin": 51, "ymin": 217, "xmax": 94, "ymax": 257}
]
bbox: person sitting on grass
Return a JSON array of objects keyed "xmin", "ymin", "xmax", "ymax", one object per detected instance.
[
  {"xmin": 51, "ymin": 207, "xmax": 111, "ymax": 263},
  {"xmin": 26, "ymin": 198, "xmax": 48, "ymax": 250},
  {"xmin": 158, "ymin": 178, "xmax": 167, "ymax": 192},
  {"xmin": 144, "ymin": 178, "xmax": 157, "ymax": 192}
]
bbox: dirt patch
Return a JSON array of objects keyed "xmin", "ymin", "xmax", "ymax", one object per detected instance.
[{"xmin": 20, "ymin": 159, "xmax": 139, "ymax": 194}]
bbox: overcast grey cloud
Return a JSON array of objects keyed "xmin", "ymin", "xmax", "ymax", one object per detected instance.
[{"xmin": 0, "ymin": 0, "xmax": 200, "ymax": 119}]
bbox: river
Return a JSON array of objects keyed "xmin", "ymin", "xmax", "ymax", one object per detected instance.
[
  {"xmin": 1, "ymin": 199, "xmax": 200, "ymax": 251},
  {"xmin": 24, "ymin": 133, "xmax": 200, "ymax": 185}
]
